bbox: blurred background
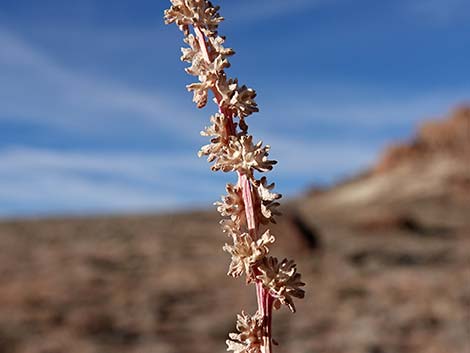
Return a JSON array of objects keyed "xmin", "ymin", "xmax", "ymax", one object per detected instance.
[{"xmin": 0, "ymin": 0, "xmax": 469, "ymax": 352}]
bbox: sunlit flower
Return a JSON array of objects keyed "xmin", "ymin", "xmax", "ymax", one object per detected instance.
[
  {"xmin": 215, "ymin": 183, "xmax": 245, "ymax": 226},
  {"xmin": 253, "ymin": 176, "xmax": 281, "ymax": 224},
  {"xmin": 165, "ymin": 0, "xmax": 305, "ymax": 350},
  {"xmin": 257, "ymin": 257, "xmax": 305, "ymax": 313},
  {"xmin": 223, "ymin": 230, "xmax": 275, "ymax": 281},
  {"xmin": 164, "ymin": 0, "xmax": 223, "ymax": 36},
  {"xmin": 226, "ymin": 311, "xmax": 263, "ymax": 353}
]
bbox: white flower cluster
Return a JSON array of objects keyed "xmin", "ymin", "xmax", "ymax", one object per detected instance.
[
  {"xmin": 165, "ymin": 1, "xmax": 305, "ymax": 351},
  {"xmin": 257, "ymin": 257, "xmax": 305, "ymax": 313},
  {"xmin": 226, "ymin": 311, "xmax": 264, "ymax": 353},
  {"xmin": 223, "ymin": 229, "xmax": 275, "ymax": 281},
  {"xmin": 165, "ymin": 0, "xmax": 223, "ymax": 36}
]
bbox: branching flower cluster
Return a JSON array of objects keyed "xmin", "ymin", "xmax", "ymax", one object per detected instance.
[{"xmin": 165, "ymin": 1, "xmax": 305, "ymax": 352}]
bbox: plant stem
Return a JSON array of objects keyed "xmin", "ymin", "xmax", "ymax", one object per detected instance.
[
  {"xmin": 257, "ymin": 281, "xmax": 274, "ymax": 353},
  {"xmin": 238, "ymin": 172, "xmax": 257, "ymax": 234},
  {"xmin": 194, "ymin": 24, "xmax": 274, "ymax": 353}
]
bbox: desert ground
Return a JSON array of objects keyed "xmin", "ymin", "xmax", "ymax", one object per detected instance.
[{"xmin": 0, "ymin": 108, "xmax": 469, "ymax": 353}]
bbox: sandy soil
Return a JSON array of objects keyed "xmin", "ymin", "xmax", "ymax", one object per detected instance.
[{"xmin": 0, "ymin": 108, "xmax": 469, "ymax": 353}]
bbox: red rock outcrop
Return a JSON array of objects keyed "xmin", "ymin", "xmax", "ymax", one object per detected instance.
[{"xmin": 375, "ymin": 106, "xmax": 470, "ymax": 173}]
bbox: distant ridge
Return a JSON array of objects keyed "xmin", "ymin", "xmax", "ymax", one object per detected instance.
[
  {"xmin": 305, "ymin": 106, "xmax": 470, "ymax": 208},
  {"xmin": 375, "ymin": 106, "xmax": 470, "ymax": 173}
]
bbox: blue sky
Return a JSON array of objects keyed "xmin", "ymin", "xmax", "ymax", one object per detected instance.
[{"xmin": 0, "ymin": 0, "xmax": 469, "ymax": 217}]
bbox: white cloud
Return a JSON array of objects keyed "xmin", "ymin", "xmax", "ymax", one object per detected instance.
[
  {"xmin": 269, "ymin": 134, "xmax": 377, "ymax": 174},
  {"xmin": 0, "ymin": 147, "xmax": 222, "ymax": 217},
  {"xmin": 256, "ymin": 133, "xmax": 379, "ymax": 194},
  {"xmin": 407, "ymin": 0, "xmax": 470, "ymax": 24},
  {"xmin": 0, "ymin": 137, "xmax": 381, "ymax": 217},
  {"xmin": 1, "ymin": 10, "xmax": 468, "ymax": 217},
  {"xmin": 0, "ymin": 28, "xmax": 385, "ymax": 217},
  {"xmin": 263, "ymin": 82, "xmax": 470, "ymax": 128},
  {"xmin": 0, "ymin": 28, "xmax": 200, "ymax": 140}
]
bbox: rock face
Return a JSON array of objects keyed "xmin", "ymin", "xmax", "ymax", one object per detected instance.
[
  {"xmin": 375, "ymin": 106, "xmax": 470, "ymax": 173},
  {"xmin": 318, "ymin": 107, "xmax": 470, "ymax": 210},
  {"xmin": 0, "ymin": 107, "xmax": 469, "ymax": 353}
]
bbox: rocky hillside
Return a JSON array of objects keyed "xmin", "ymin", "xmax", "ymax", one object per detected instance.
[
  {"xmin": 376, "ymin": 106, "xmax": 470, "ymax": 173},
  {"xmin": 315, "ymin": 106, "xmax": 470, "ymax": 209},
  {"xmin": 0, "ymin": 107, "xmax": 469, "ymax": 353}
]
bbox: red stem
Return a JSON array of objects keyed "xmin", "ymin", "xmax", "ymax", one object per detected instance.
[
  {"xmin": 194, "ymin": 25, "xmax": 273, "ymax": 353},
  {"xmin": 257, "ymin": 282, "xmax": 274, "ymax": 353},
  {"xmin": 238, "ymin": 172, "xmax": 257, "ymax": 234}
]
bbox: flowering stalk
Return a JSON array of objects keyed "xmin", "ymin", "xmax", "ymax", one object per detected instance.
[{"xmin": 164, "ymin": 2, "xmax": 305, "ymax": 352}]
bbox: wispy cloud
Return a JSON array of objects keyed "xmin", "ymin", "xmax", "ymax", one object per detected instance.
[
  {"xmin": 0, "ymin": 147, "xmax": 222, "ymax": 217},
  {"xmin": 0, "ymin": 27, "xmax": 384, "ymax": 217},
  {"xmin": 0, "ymin": 136, "xmax": 380, "ymax": 217},
  {"xmin": 1, "ymin": 0, "xmax": 468, "ymax": 218},
  {"xmin": 0, "ymin": 28, "xmax": 199, "ymax": 140},
  {"xmin": 407, "ymin": 0, "xmax": 470, "ymax": 24},
  {"xmin": 268, "ymin": 134, "xmax": 378, "ymax": 175},
  {"xmin": 263, "ymin": 83, "xmax": 470, "ymax": 129}
]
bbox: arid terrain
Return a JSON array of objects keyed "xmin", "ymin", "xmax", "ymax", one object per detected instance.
[{"xmin": 0, "ymin": 107, "xmax": 469, "ymax": 353}]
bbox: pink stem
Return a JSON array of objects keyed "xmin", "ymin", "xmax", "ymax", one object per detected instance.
[
  {"xmin": 238, "ymin": 172, "xmax": 257, "ymax": 234},
  {"xmin": 194, "ymin": 24, "xmax": 274, "ymax": 353},
  {"xmin": 257, "ymin": 282, "xmax": 274, "ymax": 353},
  {"xmin": 194, "ymin": 26, "xmax": 211, "ymax": 62}
]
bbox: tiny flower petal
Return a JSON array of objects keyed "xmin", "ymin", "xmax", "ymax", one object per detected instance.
[
  {"xmin": 226, "ymin": 311, "xmax": 263, "ymax": 353},
  {"xmin": 257, "ymin": 257, "xmax": 305, "ymax": 313},
  {"xmin": 223, "ymin": 229, "xmax": 275, "ymax": 281}
]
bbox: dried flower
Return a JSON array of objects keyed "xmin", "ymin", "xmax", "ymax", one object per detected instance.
[
  {"xmin": 253, "ymin": 177, "xmax": 281, "ymax": 224},
  {"xmin": 164, "ymin": 0, "xmax": 223, "ymax": 36},
  {"xmin": 215, "ymin": 183, "xmax": 245, "ymax": 226},
  {"xmin": 232, "ymin": 84, "xmax": 259, "ymax": 119},
  {"xmin": 223, "ymin": 229, "xmax": 275, "ymax": 281},
  {"xmin": 219, "ymin": 136, "xmax": 276, "ymax": 175},
  {"xmin": 208, "ymin": 35, "xmax": 235, "ymax": 58},
  {"xmin": 198, "ymin": 113, "xmax": 231, "ymax": 160},
  {"xmin": 227, "ymin": 311, "xmax": 263, "ymax": 353},
  {"xmin": 187, "ymin": 81, "xmax": 210, "ymax": 108},
  {"xmin": 257, "ymin": 257, "xmax": 305, "ymax": 313},
  {"xmin": 220, "ymin": 218, "xmax": 240, "ymax": 235},
  {"xmin": 200, "ymin": 133, "xmax": 276, "ymax": 176},
  {"xmin": 215, "ymin": 75, "xmax": 259, "ymax": 120},
  {"xmin": 165, "ymin": 1, "xmax": 305, "ymax": 351}
]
